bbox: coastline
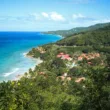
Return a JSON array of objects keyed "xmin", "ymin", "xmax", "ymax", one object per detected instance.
[
  {"xmin": 26, "ymin": 54, "xmax": 43, "ymax": 71},
  {"xmin": 42, "ymin": 32, "xmax": 64, "ymax": 39},
  {"xmin": 15, "ymin": 54, "xmax": 43, "ymax": 81},
  {"xmin": 0, "ymin": 32, "xmax": 62, "ymax": 82},
  {"xmin": 14, "ymin": 33, "xmax": 63, "ymax": 80}
]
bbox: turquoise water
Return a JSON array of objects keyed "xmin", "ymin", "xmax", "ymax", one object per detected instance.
[{"xmin": 0, "ymin": 32, "xmax": 61, "ymax": 81}]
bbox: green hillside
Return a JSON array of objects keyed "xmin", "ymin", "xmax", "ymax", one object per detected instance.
[
  {"xmin": 45, "ymin": 22, "xmax": 110, "ymax": 37},
  {"xmin": 56, "ymin": 25, "xmax": 110, "ymax": 46}
]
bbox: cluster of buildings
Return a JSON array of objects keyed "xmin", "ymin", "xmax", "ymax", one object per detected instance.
[
  {"xmin": 57, "ymin": 52, "xmax": 100, "ymax": 62},
  {"xmin": 57, "ymin": 52, "xmax": 72, "ymax": 61},
  {"xmin": 78, "ymin": 53, "xmax": 100, "ymax": 61},
  {"xmin": 56, "ymin": 52, "xmax": 101, "ymax": 83},
  {"xmin": 38, "ymin": 52, "xmax": 101, "ymax": 84}
]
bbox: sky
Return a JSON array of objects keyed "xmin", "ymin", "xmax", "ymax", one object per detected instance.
[{"xmin": 0, "ymin": 0, "xmax": 110, "ymax": 31}]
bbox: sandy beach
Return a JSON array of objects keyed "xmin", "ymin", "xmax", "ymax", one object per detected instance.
[{"xmin": 14, "ymin": 53, "xmax": 43, "ymax": 81}]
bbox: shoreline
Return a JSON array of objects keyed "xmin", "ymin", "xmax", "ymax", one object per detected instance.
[
  {"xmin": 0, "ymin": 33, "xmax": 61, "ymax": 82},
  {"xmin": 14, "ymin": 54, "xmax": 43, "ymax": 81},
  {"xmin": 42, "ymin": 32, "xmax": 64, "ymax": 39},
  {"xmin": 0, "ymin": 52, "xmax": 43, "ymax": 82}
]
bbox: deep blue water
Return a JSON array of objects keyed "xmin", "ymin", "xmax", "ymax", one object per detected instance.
[{"xmin": 0, "ymin": 32, "xmax": 61, "ymax": 81}]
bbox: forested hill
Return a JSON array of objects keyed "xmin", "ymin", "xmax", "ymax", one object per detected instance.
[
  {"xmin": 56, "ymin": 25, "xmax": 110, "ymax": 46},
  {"xmin": 45, "ymin": 22, "xmax": 110, "ymax": 37}
]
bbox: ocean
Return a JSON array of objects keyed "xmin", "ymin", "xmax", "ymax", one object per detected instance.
[{"xmin": 0, "ymin": 32, "xmax": 61, "ymax": 81}]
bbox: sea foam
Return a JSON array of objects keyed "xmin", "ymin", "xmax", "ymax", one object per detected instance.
[
  {"xmin": 3, "ymin": 68, "xmax": 19, "ymax": 77},
  {"xmin": 23, "ymin": 52, "xmax": 27, "ymax": 57}
]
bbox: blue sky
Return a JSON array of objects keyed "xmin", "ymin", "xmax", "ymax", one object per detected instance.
[{"xmin": 0, "ymin": 0, "xmax": 110, "ymax": 31}]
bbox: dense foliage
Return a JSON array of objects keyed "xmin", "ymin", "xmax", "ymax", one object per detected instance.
[{"xmin": 56, "ymin": 25, "xmax": 110, "ymax": 46}]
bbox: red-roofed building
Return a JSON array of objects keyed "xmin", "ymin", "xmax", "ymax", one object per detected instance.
[{"xmin": 57, "ymin": 53, "xmax": 72, "ymax": 61}]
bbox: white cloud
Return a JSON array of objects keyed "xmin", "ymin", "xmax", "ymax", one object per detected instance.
[
  {"xmin": 26, "ymin": 12, "xmax": 66, "ymax": 22},
  {"xmin": 72, "ymin": 13, "xmax": 86, "ymax": 19},
  {"xmin": 41, "ymin": 12, "xmax": 49, "ymax": 18},
  {"xmin": 50, "ymin": 12, "xmax": 65, "ymax": 21},
  {"xmin": 41, "ymin": 12, "xmax": 65, "ymax": 22}
]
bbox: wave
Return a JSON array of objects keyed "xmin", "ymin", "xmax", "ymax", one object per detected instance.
[
  {"xmin": 3, "ymin": 68, "xmax": 19, "ymax": 77},
  {"xmin": 23, "ymin": 52, "xmax": 27, "ymax": 57}
]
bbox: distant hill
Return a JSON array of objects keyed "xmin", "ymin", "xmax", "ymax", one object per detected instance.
[
  {"xmin": 45, "ymin": 22, "xmax": 110, "ymax": 37},
  {"xmin": 56, "ymin": 25, "xmax": 110, "ymax": 46}
]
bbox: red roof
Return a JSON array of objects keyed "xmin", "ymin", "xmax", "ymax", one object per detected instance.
[
  {"xmin": 57, "ymin": 53, "xmax": 72, "ymax": 61},
  {"xmin": 65, "ymin": 54, "xmax": 69, "ymax": 57},
  {"xmin": 57, "ymin": 55, "xmax": 62, "ymax": 58}
]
